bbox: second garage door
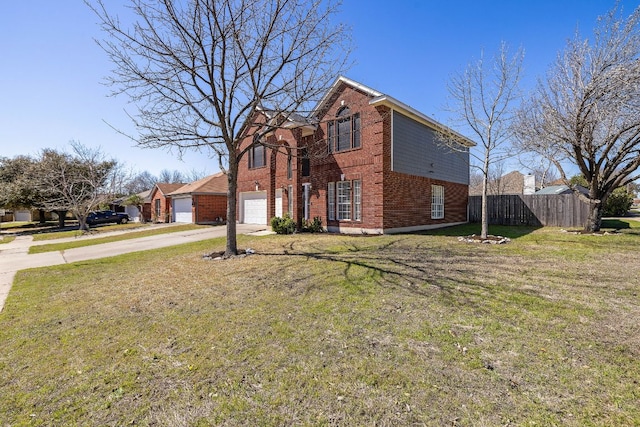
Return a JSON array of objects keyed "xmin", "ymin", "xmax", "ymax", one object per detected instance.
[
  {"xmin": 173, "ymin": 197, "xmax": 193, "ymax": 223},
  {"xmin": 240, "ymin": 191, "xmax": 267, "ymax": 224}
]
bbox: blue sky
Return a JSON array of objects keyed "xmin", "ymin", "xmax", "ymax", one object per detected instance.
[{"xmin": 0, "ymin": 0, "xmax": 634, "ymax": 178}]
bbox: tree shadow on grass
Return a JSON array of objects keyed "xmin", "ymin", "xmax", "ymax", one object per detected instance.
[
  {"xmin": 413, "ymin": 223, "xmax": 542, "ymax": 239},
  {"xmin": 601, "ymin": 219, "xmax": 636, "ymax": 229},
  {"xmin": 257, "ymin": 236, "xmax": 551, "ymax": 317}
]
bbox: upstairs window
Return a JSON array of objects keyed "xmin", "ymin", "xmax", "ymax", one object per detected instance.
[
  {"xmin": 301, "ymin": 148, "xmax": 310, "ymax": 177},
  {"xmin": 248, "ymin": 144, "xmax": 266, "ymax": 169},
  {"xmin": 328, "ymin": 107, "xmax": 361, "ymax": 153}
]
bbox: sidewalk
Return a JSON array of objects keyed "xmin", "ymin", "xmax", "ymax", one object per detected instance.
[{"xmin": 0, "ymin": 223, "xmax": 268, "ymax": 312}]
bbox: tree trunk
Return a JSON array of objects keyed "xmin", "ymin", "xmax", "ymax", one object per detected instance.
[
  {"xmin": 225, "ymin": 159, "xmax": 239, "ymax": 257},
  {"xmin": 56, "ymin": 210, "xmax": 67, "ymax": 228},
  {"xmin": 481, "ymin": 182, "xmax": 489, "ymax": 239},
  {"xmin": 480, "ymin": 153, "xmax": 490, "ymax": 239},
  {"xmin": 138, "ymin": 205, "xmax": 146, "ymax": 224},
  {"xmin": 78, "ymin": 218, "xmax": 89, "ymax": 231},
  {"xmin": 584, "ymin": 200, "xmax": 603, "ymax": 232}
]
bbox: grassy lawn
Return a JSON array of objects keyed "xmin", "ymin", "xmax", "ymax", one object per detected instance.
[
  {"xmin": 1, "ymin": 225, "xmax": 639, "ymax": 425},
  {"xmin": 28, "ymin": 224, "xmax": 211, "ymax": 254},
  {"xmin": 0, "ymin": 236, "xmax": 16, "ymax": 244},
  {"xmin": 30, "ymin": 222, "xmax": 150, "ymax": 241},
  {"xmin": 0, "ymin": 221, "xmax": 34, "ymax": 230}
]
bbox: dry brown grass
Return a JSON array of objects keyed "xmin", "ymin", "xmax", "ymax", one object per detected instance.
[{"xmin": 1, "ymin": 225, "xmax": 639, "ymax": 426}]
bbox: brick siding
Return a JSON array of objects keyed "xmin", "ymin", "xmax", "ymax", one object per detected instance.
[
  {"xmin": 236, "ymin": 81, "xmax": 469, "ymax": 232},
  {"xmin": 194, "ymin": 195, "xmax": 227, "ymax": 223}
]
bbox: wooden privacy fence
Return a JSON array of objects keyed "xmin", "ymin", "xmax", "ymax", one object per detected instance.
[{"xmin": 468, "ymin": 194, "xmax": 590, "ymax": 227}]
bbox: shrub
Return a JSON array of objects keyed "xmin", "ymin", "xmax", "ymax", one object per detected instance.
[
  {"xmin": 604, "ymin": 188, "xmax": 633, "ymax": 216},
  {"xmin": 270, "ymin": 214, "xmax": 296, "ymax": 234},
  {"xmin": 302, "ymin": 216, "xmax": 323, "ymax": 233}
]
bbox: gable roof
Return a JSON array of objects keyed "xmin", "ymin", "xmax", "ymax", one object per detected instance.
[
  {"xmin": 152, "ymin": 183, "xmax": 187, "ymax": 198},
  {"xmin": 137, "ymin": 189, "xmax": 152, "ymax": 202},
  {"xmin": 536, "ymin": 185, "xmax": 589, "ymax": 196},
  {"xmin": 259, "ymin": 108, "xmax": 317, "ymax": 137},
  {"xmin": 168, "ymin": 172, "xmax": 228, "ymax": 196},
  {"xmin": 112, "ymin": 189, "xmax": 152, "ymax": 205},
  {"xmin": 311, "ymin": 76, "xmax": 475, "ymax": 147},
  {"xmin": 311, "ymin": 76, "xmax": 382, "ymax": 118}
]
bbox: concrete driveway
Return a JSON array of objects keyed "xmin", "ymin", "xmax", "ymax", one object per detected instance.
[{"xmin": 0, "ymin": 223, "xmax": 268, "ymax": 312}]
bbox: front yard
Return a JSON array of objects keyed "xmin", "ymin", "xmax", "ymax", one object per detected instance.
[{"xmin": 0, "ymin": 225, "xmax": 638, "ymax": 425}]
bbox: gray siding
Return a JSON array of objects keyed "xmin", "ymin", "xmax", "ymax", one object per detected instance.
[{"xmin": 392, "ymin": 111, "xmax": 469, "ymax": 185}]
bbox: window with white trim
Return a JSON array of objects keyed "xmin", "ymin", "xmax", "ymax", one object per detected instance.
[
  {"xmin": 337, "ymin": 181, "xmax": 352, "ymax": 220},
  {"xmin": 327, "ymin": 107, "xmax": 361, "ymax": 153},
  {"xmin": 327, "ymin": 182, "xmax": 335, "ymax": 221},
  {"xmin": 353, "ymin": 180, "xmax": 361, "ymax": 221},
  {"xmin": 327, "ymin": 179, "xmax": 361, "ymax": 221},
  {"xmin": 431, "ymin": 185, "xmax": 444, "ymax": 219}
]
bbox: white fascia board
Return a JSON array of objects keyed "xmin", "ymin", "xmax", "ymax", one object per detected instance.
[
  {"xmin": 369, "ymin": 95, "xmax": 476, "ymax": 147},
  {"xmin": 282, "ymin": 121, "xmax": 317, "ymax": 137},
  {"xmin": 311, "ymin": 75, "xmax": 383, "ymax": 119}
]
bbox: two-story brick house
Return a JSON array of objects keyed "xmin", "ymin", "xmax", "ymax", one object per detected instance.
[{"xmin": 236, "ymin": 76, "xmax": 474, "ymax": 233}]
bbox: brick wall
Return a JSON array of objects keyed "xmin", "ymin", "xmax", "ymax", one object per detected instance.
[
  {"xmin": 235, "ymin": 81, "xmax": 469, "ymax": 232},
  {"xmin": 194, "ymin": 194, "xmax": 227, "ymax": 223},
  {"xmin": 306, "ymin": 84, "xmax": 386, "ymax": 231},
  {"xmin": 383, "ymin": 172, "xmax": 468, "ymax": 230},
  {"xmin": 150, "ymin": 194, "xmax": 172, "ymax": 223}
]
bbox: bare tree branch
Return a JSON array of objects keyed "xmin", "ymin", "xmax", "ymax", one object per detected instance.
[
  {"xmin": 515, "ymin": 3, "xmax": 640, "ymax": 231},
  {"xmin": 88, "ymin": 0, "xmax": 351, "ymax": 255},
  {"xmin": 441, "ymin": 42, "xmax": 524, "ymax": 238}
]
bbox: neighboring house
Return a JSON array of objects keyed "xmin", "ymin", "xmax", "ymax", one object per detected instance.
[
  {"xmin": 167, "ymin": 172, "xmax": 228, "ymax": 223},
  {"xmin": 236, "ymin": 76, "xmax": 474, "ymax": 233},
  {"xmin": 113, "ymin": 190, "xmax": 152, "ymax": 223},
  {"xmin": 469, "ymin": 171, "xmax": 536, "ymax": 196},
  {"xmin": 0, "ymin": 209, "xmax": 54, "ymax": 223},
  {"xmin": 535, "ymin": 185, "xmax": 589, "ymax": 196},
  {"xmin": 13, "ymin": 209, "xmax": 33, "ymax": 222},
  {"xmin": 149, "ymin": 183, "xmax": 186, "ymax": 223}
]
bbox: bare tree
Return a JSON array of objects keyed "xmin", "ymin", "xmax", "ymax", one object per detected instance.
[
  {"xmin": 157, "ymin": 169, "xmax": 185, "ymax": 184},
  {"xmin": 185, "ymin": 168, "xmax": 209, "ymax": 182},
  {"xmin": 124, "ymin": 170, "xmax": 157, "ymax": 194},
  {"xmin": 517, "ymin": 153, "xmax": 558, "ymax": 189},
  {"xmin": 469, "ymin": 169, "xmax": 484, "ymax": 191},
  {"xmin": 515, "ymin": 4, "xmax": 640, "ymax": 232},
  {"xmin": 88, "ymin": 0, "xmax": 350, "ymax": 255},
  {"xmin": 442, "ymin": 42, "xmax": 524, "ymax": 238},
  {"xmin": 34, "ymin": 142, "xmax": 119, "ymax": 230},
  {"xmin": 488, "ymin": 161, "xmax": 507, "ymax": 196}
]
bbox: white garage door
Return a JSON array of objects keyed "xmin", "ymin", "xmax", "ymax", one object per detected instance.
[
  {"xmin": 241, "ymin": 191, "xmax": 267, "ymax": 224},
  {"xmin": 14, "ymin": 210, "xmax": 32, "ymax": 222},
  {"xmin": 173, "ymin": 197, "xmax": 193, "ymax": 223}
]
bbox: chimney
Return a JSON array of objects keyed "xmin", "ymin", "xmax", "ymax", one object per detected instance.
[{"xmin": 523, "ymin": 174, "xmax": 536, "ymax": 195}]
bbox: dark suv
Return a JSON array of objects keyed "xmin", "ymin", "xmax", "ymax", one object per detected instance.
[{"xmin": 86, "ymin": 210, "xmax": 130, "ymax": 225}]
